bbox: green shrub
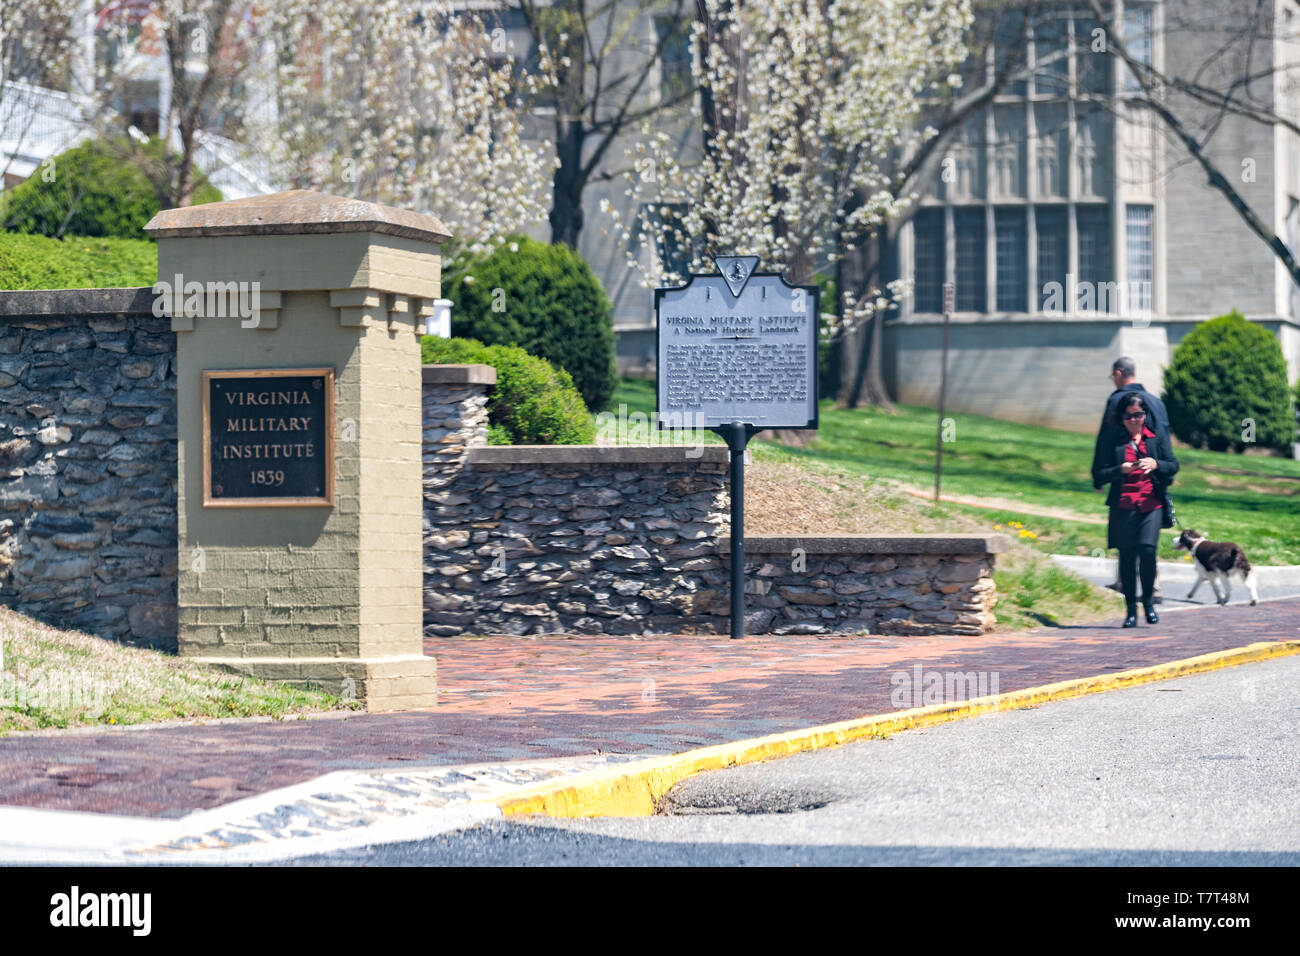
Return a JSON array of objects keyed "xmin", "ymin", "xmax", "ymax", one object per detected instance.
[
  {"xmin": 1294, "ymin": 378, "xmax": 1300, "ymax": 444},
  {"xmin": 0, "ymin": 138, "xmax": 221, "ymax": 240},
  {"xmin": 443, "ymin": 236, "xmax": 617, "ymax": 412},
  {"xmin": 421, "ymin": 335, "xmax": 595, "ymax": 445},
  {"xmin": 1162, "ymin": 310, "xmax": 1295, "ymax": 452},
  {"xmin": 0, "ymin": 232, "xmax": 157, "ymax": 290}
]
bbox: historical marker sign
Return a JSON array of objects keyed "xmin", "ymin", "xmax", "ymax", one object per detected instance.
[
  {"xmin": 655, "ymin": 257, "xmax": 819, "ymax": 640},
  {"xmin": 655, "ymin": 256, "xmax": 819, "ymax": 430},
  {"xmin": 202, "ymin": 368, "xmax": 334, "ymax": 507}
]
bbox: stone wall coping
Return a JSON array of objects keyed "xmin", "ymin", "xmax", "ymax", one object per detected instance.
[
  {"xmin": 0, "ymin": 287, "xmax": 155, "ymax": 319},
  {"xmin": 718, "ymin": 533, "xmax": 1011, "ymax": 554},
  {"xmin": 422, "ymin": 364, "xmax": 497, "ymax": 385},
  {"xmin": 144, "ymin": 189, "xmax": 450, "ymax": 243},
  {"xmin": 467, "ymin": 445, "xmax": 730, "ymax": 467}
]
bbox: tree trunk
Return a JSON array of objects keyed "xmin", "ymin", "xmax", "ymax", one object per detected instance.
[
  {"xmin": 549, "ymin": 122, "xmax": 586, "ymax": 249},
  {"xmin": 843, "ymin": 227, "xmax": 894, "ymax": 409}
]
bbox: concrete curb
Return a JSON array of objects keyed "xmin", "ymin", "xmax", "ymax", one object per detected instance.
[
  {"xmin": 489, "ymin": 638, "xmax": 1300, "ymax": 819},
  {"xmin": 0, "ymin": 754, "xmax": 642, "ymax": 865}
]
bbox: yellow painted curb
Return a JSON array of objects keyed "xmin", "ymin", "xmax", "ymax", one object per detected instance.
[{"xmin": 489, "ymin": 638, "xmax": 1300, "ymax": 819}]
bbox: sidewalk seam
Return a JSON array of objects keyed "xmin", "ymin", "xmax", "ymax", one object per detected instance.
[{"xmin": 487, "ymin": 638, "xmax": 1300, "ymax": 819}]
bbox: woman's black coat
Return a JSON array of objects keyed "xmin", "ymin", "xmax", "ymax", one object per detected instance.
[{"xmin": 1091, "ymin": 421, "xmax": 1179, "ymax": 549}]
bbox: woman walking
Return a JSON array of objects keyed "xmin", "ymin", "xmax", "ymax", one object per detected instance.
[{"xmin": 1092, "ymin": 394, "xmax": 1179, "ymax": 627}]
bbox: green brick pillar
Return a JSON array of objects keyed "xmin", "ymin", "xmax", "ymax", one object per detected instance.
[{"xmin": 145, "ymin": 191, "xmax": 445, "ymax": 711}]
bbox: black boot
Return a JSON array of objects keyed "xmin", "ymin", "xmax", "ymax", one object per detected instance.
[
  {"xmin": 1143, "ymin": 600, "xmax": 1159, "ymax": 625},
  {"xmin": 1123, "ymin": 602, "xmax": 1138, "ymax": 628}
]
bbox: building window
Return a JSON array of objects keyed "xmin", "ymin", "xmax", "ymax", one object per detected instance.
[
  {"xmin": 955, "ymin": 209, "xmax": 987, "ymax": 312},
  {"xmin": 1123, "ymin": 3, "xmax": 1154, "ymax": 93},
  {"xmin": 1075, "ymin": 16, "xmax": 1110, "ymax": 95},
  {"xmin": 995, "ymin": 208, "xmax": 1027, "ymax": 312},
  {"xmin": 993, "ymin": 11, "xmax": 1028, "ymax": 97},
  {"xmin": 1126, "ymin": 204, "xmax": 1154, "ymax": 312},
  {"xmin": 991, "ymin": 105, "xmax": 1027, "ymax": 198},
  {"xmin": 1033, "ymin": 16, "xmax": 1070, "ymax": 97},
  {"xmin": 1036, "ymin": 206, "xmax": 1068, "ymax": 310},
  {"xmin": 913, "ymin": 209, "xmax": 946, "ymax": 313},
  {"xmin": 1034, "ymin": 103, "xmax": 1068, "ymax": 197},
  {"xmin": 654, "ymin": 16, "xmax": 693, "ymax": 103},
  {"xmin": 1077, "ymin": 205, "xmax": 1112, "ymax": 311}
]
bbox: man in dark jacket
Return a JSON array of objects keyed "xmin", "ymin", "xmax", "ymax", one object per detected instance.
[
  {"xmin": 1091, "ymin": 356, "xmax": 1170, "ymax": 486},
  {"xmin": 1091, "ymin": 356, "xmax": 1172, "ymax": 599}
]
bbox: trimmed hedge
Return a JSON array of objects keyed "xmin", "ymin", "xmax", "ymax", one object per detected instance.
[
  {"xmin": 444, "ymin": 236, "xmax": 618, "ymax": 412},
  {"xmin": 421, "ymin": 335, "xmax": 595, "ymax": 445},
  {"xmin": 1162, "ymin": 310, "xmax": 1295, "ymax": 452},
  {"xmin": 0, "ymin": 138, "xmax": 221, "ymax": 240},
  {"xmin": 0, "ymin": 232, "xmax": 157, "ymax": 290}
]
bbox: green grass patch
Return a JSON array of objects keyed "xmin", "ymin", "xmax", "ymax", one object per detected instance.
[
  {"xmin": 744, "ymin": 397, "xmax": 1300, "ymax": 564},
  {"xmin": 0, "ymin": 231, "xmax": 157, "ymax": 290},
  {"xmin": 0, "ymin": 608, "xmax": 357, "ymax": 735},
  {"xmin": 992, "ymin": 551, "xmax": 1124, "ymax": 629},
  {"xmin": 600, "ymin": 375, "xmax": 724, "ymax": 444}
]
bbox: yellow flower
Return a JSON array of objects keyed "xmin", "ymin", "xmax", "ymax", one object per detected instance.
[{"xmin": 993, "ymin": 524, "xmax": 1002, "ymax": 530}]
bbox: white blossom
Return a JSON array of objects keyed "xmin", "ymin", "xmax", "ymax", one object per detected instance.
[
  {"xmin": 609, "ymin": 0, "xmax": 971, "ymax": 334},
  {"xmin": 264, "ymin": 0, "xmax": 555, "ymax": 261}
]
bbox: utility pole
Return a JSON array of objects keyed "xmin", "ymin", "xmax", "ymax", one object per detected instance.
[{"xmin": 935, "ymin": 281, "xmax": 954, "ymax": 502}]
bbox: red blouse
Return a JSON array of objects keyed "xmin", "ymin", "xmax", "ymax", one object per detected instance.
[{"xmin": 1118, "ymin": 426, "xmax": 1162, "ymax": 512}]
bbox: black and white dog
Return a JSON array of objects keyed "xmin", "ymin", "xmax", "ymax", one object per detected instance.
[{"xmin": 1173, "ymin": 529, "xmax": 1259, "ymax": 606}]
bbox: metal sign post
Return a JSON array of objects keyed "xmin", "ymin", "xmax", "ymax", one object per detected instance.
[
  {"xmin": 655, "ymin": 256, "xmax": 819, "ymax": 639},
  {"xmin": 722, "ymin": 419, "xmax": 756, "ymax": 640},
  {"xmin": 935, "ymin": 281, "xmax": 954, "ymax": 503}
]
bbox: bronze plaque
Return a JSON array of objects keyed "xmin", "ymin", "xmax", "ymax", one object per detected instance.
[{"xmin": 202, "ymin": 368, "xmax": 335, "ymax": 507}]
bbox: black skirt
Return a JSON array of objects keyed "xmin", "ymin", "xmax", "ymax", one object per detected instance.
[{"xmin": 1109, "ymin": 505, "xmax": 1162, "ymax": 551}]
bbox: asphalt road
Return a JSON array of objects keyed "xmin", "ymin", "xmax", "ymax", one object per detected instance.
[{"xmin": 290, "ymin": 652, "xmax": 1300, "ymax": 865}]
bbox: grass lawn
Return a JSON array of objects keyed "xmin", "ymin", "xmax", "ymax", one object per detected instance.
[
  {"xmin": 742, "ymin": 458, "xmax": 1125, "ymax": 629},
  {"xmin": 0, "ymin": 607, "xmax": 356, "ymax": 735},
  {"xmin": 612, "ymin": 378, "xmax": 1299, "ymax": 565}
]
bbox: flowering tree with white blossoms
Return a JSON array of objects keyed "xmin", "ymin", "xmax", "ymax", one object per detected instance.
[
  {"xmin": 266, "ymin": 0, "xmax": 555, "ymax": 260},
  {"xmin": 607, "ymin": 0, "xmax": 971, "ymax": 300},
  {"xmin": 1, "ymin": 0, "xmax": 81, "ymax": 180}
]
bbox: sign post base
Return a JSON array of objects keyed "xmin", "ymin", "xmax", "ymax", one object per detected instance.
[{"xmin": 715, "ymin": 421, "xmax": 758, "ymax": 639}]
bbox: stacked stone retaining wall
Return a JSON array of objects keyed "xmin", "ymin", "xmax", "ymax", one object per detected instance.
[
  {"xmin": 424, "ymin": 444, "xmax": 731, "ymax": 636},
  {"xmin": 420, "ymin": 371, "xmax": 1008, "ymax": 637},
  {"xmin": 0, "ymin": 289, "xmax": 177, "ymax": 648},
  {"xmin": 719, "ymin": 536, "xmax": 1001, "ymax": 635}
]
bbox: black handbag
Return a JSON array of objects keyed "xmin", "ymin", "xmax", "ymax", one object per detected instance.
[{"xmin": 1161, "ymin": 487, "xmax": 1175, "ymax": 529}]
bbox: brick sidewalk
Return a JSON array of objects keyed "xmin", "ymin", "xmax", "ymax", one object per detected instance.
[{"xmin": 0, "ymin": 600, "xmax": 1295, "ymax": 817}]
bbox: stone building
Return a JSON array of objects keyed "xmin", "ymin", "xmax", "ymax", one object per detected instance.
[{"xmin": 885, "ymin": 0, "xmax": 1300, "ymax": 431}]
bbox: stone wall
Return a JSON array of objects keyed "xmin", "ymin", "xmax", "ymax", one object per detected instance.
[
  {"xmin": 719, "ymin": 535, "xmax": 1002, "ymax": 636},
  {"xmin": 423, "ymin": 364, "xmax": 494, "ymax": 495},
  {"xmin": 0, "ymin": 289, "xmax": 177, "ymax": 648},
  {"xmin": 420, "ymin": 374, "xmax": 1008, "ymax": 637},
  {"xmin": 424, "ymin": 444, "xmax": 731, "ymax": 636}
]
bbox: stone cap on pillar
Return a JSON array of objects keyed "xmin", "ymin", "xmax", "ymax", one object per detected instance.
[
  {"xmin": 145, "ymin": 190, "xmax": 450, "ymax": 329},
  {"xmin": 144, "ymin": 189, "xmax": 450, "ymax": 244}
]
